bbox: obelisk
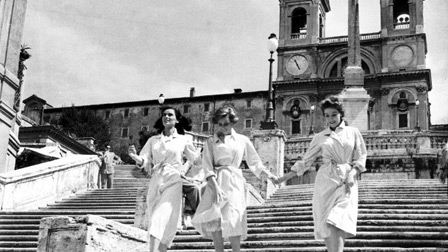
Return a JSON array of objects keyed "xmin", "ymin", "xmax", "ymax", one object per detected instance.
[{"xmin": 339, "ymin": 0, "xmax": 371, "ymax": 131}]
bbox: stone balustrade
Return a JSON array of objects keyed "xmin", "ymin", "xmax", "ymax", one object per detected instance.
[
  {"xmin": 0, "ymin": 155, "xmax": 100, "ymax": 211},
  {"xmin": 285, "ymin": 130, "xmax": 448, "ymax": 161}
]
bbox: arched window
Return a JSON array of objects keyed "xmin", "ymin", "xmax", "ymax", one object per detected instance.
[
  {"xmin": 328, "ymin": 57, "xmax": 371, "ymax": 77},
  {"xmin": 393, "ymin": 0, "xmax": 410, "ymax": 29},
  {"xmin": 291, "ymin": 8, "xmax": 307, "ymax": 39}
]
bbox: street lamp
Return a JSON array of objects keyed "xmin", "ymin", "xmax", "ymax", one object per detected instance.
[
  {"xmin": 415, "ymin": 99, "xmax": 421, "ymax": 132},
  {"xmin": 309, "ymin": 105, "xmax": 315, "ymax": 135},
  {"xmin": 260, "ymin": 33, "xmax": 279, "ymax": 130},
  {"xmin": 158, "ymin": 94, "xmax": 165, "ymax": 116}
]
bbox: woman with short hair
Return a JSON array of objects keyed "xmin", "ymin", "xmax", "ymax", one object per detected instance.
[
  {"xmin": 192, "ymin": 106, "xmax": 278, "ymax": 252},
  {"xmin": 276, "ymin": 96, "xmax": 367, "ymax": 252}
]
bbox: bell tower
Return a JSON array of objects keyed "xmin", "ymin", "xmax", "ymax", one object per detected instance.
[
  {"xmin": 380, "ymin": 0, "xmax": 426, "ymax": 72},
  {"xmin": 277, "ymin": 0, "xmax": 331, "ymax": 81}
]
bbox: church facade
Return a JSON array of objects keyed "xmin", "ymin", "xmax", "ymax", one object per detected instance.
[{"xmin": 23, "ymin": 0, "xmax": 443, "ymax": 178}]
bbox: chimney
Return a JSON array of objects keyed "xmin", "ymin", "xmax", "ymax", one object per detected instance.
[
  {"xmin": 234, "ymin": 88, "xmax": 242, "ymax": 94},
  {"xmin": 190, "ymin": 87, "xmax": 195, "ymax": 97}
]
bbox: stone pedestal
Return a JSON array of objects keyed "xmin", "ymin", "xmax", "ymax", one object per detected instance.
[
  {"xmin": 38, "ymin": 215, "xmax": 147, "ymax": 252},
  {"xmin": 251, "ymin": 129, "xmax": 286, "ymax": 199},
  {"xmin": 338, "ymin": 87, "xmax": 371, "ymax": 131}
]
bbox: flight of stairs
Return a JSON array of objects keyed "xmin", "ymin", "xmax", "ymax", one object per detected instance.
[
  {"xmin": 0, "ymin": 165, "xmax": 148, "ymax": 252},
  {"xmin": 0, "ymin": 165, "xmax": 447, "ymax": 251},
  {"xmin": 170, "ymin": 179, "xmax": 448, "ymax": 251}
]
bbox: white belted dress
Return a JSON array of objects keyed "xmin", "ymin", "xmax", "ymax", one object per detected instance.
[
  {"xmin": 138, "ymin": 131, "xmax": 200, "ymax": 247},
  {"xmin": 291, "ymin": 123, "xmax": 367, "ymax": 240},
  {"xmin": 192, "ymin": 129, "xmax": 269, "ymax": 241}
]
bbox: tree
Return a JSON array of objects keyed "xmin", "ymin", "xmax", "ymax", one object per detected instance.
[{"xmin": 54, "ymin": 106, "xmax": 111, "ymax": 149}]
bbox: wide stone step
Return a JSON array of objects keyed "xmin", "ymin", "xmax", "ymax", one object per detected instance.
[
  {"xmin": 167, "ymin": 248, "xmax": 445, "ymax": 252},
  {"xmin": 0, "ymin": 242, "xmax": 37, "ymax": 248},
  {"xmin": 170, "ymin": 239, "xmax": 447, "ymax": 249}
]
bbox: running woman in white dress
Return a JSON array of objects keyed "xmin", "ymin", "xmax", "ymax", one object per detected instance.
[
  {"xmin": 192, "ymin": 106, "xmax": 278, "ymax": 252},
  {"xmin": 128, "ymin": 106, "xmax": 200, "ymax": 252},
  {"xmin": 276, "ymin": 96, "xmax": 367, "ymax": 252}
]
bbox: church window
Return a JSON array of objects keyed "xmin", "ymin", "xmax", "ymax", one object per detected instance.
[
  {"xmin": 393, "ymin": 0, "xmax": 410, "ymax": 29},
  {"xmin": 291, "ymin": 120, "xmax": 301, "ymax": 134},
  {"xmin": 398, "ymin": 113, "xmax": 408, "ymax": 128},
  {"xmin": 328, "ymin": 57, "xmax": 371, "ymax": 77},
  {"xmin": 291, "ymin": 8, "xmax": 307, "ymax": 39}
]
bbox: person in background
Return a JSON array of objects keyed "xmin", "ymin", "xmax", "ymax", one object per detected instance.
[
  {"xmin": 438, "ymin": 142, "xmax": 448, "ymax": 184},
  {"xmin": 128, "ymin": 106, "xmax": 201, "ymax": 252},
  {"xmin": 101, "ymin": 145, "xmax": 120, "ymax": 189},
  {"xmin": 274, "ymin": 96, "xmax": 367, "ymax": 252},
  {"xmin": 192, "ymin": 106, "xmax": 278, "ymax": 252}
]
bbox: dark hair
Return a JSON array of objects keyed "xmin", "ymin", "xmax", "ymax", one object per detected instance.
[
  {"xmin": 153, "ymin": 106, "xmax": 192, "ymax": 135},
  {"xmin": 212, "ymin": 106, "xmax": 239, "ymax": 124},
  {"xmin": 320, "ymin": 96, "xmax": 345, "ymax": 118}
]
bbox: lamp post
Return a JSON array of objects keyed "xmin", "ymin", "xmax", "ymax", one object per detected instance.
[
  {"xmin": 260, "ymin": 33, "xmax": 279, "ymax": 130},
  {"xmin": 309, "ymin": 105, "xmax": 315, "ymax": 135},
  {"xmin": 158, "ymin": 94, "xmax": 165, "ymax": 116},
  {"xmin": 415, "ymin": 99, "xmax": 421, "ymax": 132}
]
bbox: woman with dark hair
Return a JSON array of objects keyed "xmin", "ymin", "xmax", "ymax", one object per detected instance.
[
  {"xmin": 275, "ymin": 96, "xmax": 367, "ymax": 252},
  {"xmin": 128, "ymin": 106, "xmax": 200, "ymax": 252},
  {"xmin": 192, "ymin": 106, "xmax": 278, "ymax": 252}
]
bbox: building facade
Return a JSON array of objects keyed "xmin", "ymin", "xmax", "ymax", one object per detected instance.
[
  {"xmin": 22, "ymin": 0, "xmax": 445, "ymax": 180},
  {"xmin": 0, "ymin": 0, "xmax": 29, "ymax": 172},
  {"xmin": 273, "ymin": 0, "xmax": 430, "ymax": 137}
]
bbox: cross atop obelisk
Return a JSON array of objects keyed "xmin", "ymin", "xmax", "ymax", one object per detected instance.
[{"xmin": 339, "ymin": 0, "xmax": 371, "ymax": 131}]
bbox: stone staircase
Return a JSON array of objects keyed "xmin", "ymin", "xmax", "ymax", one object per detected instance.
[
  {"xmin": 0, "ymin": 165, "xmax": 447, "ymax": 251},
  {"xmin": 0, "ymin": 165, "xmax": 147, "ymax": 252},
  {"xmin": 169, "ymin": 179, "xmax": 448, "ymax": 252}
]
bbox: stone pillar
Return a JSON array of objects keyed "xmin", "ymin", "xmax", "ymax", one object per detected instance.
[
  {"xmin": 340, "ymin": 0, "xmax": 371, "ymax": 131},
  {"xmin": 134, "ymin": 187, "xmax": 148, "ymax": 230},
  {"xmin": 338, "ymin": 88, "xmax": 371, "ymax": 131},
  {"xmin": 38, "ymin": 215, "xmax": 147, "ymax": 252},
  {"xmin": 251, "ymin": 129, "xmax": 286, "ymax": 199}
]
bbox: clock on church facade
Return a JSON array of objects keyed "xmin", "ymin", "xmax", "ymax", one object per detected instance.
[{"xmin": 272, "ymin": 0, "xmax": 431, "ymax": 136}]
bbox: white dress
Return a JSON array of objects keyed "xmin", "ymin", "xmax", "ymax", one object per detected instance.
[
  {"xmin": 138, "ymin": 131, "xmax": 200, "ymax": 247},
  {"xmin": 192, "ymin": 129, "xmax": 268, "ymax": 241},
  {"xmin": 291, "ymin": 123, "xmax": 367, "ymax": 240}
]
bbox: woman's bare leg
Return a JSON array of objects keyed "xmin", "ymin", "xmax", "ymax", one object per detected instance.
[
  {"xmin": 229, "ymin": 235, "xmax": 241, "ymax": 252},
  {"xmin": 211, "ymin": 231, "xmax": 225, "ymax": 252},
  {"xmin": 323, "ymin": 225, "xmax": 345, "ymax": 252}
]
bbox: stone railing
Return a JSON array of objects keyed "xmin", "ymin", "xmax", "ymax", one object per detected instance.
[
  {"xmin": 318, "ymin": 32, "xmax": 381, "ymax": 44},
  {"xmin": 285, "ymin": 130, "xmax": 448, "ymax": 161},
  {"xmin": 0, "ymin": 155, "xmax": 100, "ymax": 211}
]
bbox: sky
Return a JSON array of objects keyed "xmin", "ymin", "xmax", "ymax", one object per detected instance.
[{"xmin": 21, "ymin": 1, "xmax": 448, "ymax": 124}]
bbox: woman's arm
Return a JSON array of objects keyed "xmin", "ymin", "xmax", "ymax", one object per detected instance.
[{"xmin": 276, "ymin": 135, "xmax": 321, "ymax": 184}]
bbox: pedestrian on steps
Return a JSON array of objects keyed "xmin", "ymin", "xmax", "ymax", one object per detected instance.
[
  {"xmin": 128, "ymin": 106, "xmax": 201, "ymax": 252},
  {"xmin": 191, "ymin": 106, "xmax": 278, "ymax": 252},
  {"xmin": 437, "ymin": 142, "xmax": 448, "ymax": 184},
  {"xmin": 274, "ymin": 96, "xmax": 367, "ymax": 252},
  {"xmin": 100, "ymin": 145, "xmax": 120, "ymax": 189}
]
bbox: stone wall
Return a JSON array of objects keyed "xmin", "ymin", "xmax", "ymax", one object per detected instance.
[
  {"xmin": 38, "ymin": 215, "xmax": 147, "ymax": 252},
  {"xmin": 0, "ymin": 155, "xmax": 99, "ymax": 211}
]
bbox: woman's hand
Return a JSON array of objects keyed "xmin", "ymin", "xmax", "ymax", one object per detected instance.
[
  {"xmin": 345, "ymin": 166, "xmax": 358, "ymax": 187},
  {"xmin": 207, "ymin": 176, "xmax": 227, "ymax": 204}
]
